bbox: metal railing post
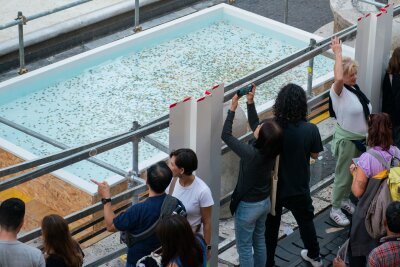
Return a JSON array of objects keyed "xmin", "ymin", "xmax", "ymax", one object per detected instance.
[
  {"xmin": 307, "ymin": 38, "xmax": 317, "ymax": 98},
  {"xmin": 17, "ymin": 11, "xmax": 27, "ymax": 75},
  {"xmin": 284, "ymin": 0, "xmax": 289, "ymax": 24},
  {"xmin": 134, "ymin": 0, "xmax": 142, "ymax": 33},
  {"xmin": 131, "ymin": 121, "xmax": 140, "ymax": 176}
]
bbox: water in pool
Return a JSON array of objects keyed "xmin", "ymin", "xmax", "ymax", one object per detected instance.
[{"xmin": 0, "ymin": 20, "xmax": 333, "ymax": 181}]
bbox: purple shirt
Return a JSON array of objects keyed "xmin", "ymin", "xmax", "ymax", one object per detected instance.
[{"xmin": 358, "ymin": 146, "xmax": 400, "ymax": 177}]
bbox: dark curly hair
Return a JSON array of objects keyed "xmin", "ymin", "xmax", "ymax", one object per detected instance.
[{"xmin": 273, "ymin": 83, "xmax": 307, "ymax": 126}]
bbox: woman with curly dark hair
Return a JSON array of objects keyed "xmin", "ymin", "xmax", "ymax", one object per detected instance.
[
  {"xmin": 265, "ymin": 83, "xmax": 324, "ymax": 267},
  {"xmin": 41, "ymin": 214, "xmax": 84, "ymax": 267},
  {"xmin": 156, "ymin": 215, "xmax": 206, "ymax": 267}
]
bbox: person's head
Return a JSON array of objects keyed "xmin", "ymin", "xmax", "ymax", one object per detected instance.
[
  {"xmin": 342, "ymin": 57, "xmax": 358, "ymax": 86},
  {"xmin": 0, "ymin": 198, "xmax": 25, "ymax": 233},
  {"xmin": 367, "ymin": 113, "xmax": 393, "ymax": 150},
  {"xmin": 168, "ymin": 148, "xmax": 198, "ymax": 177},
  {"xmin": 385, "ymin": 201, "xmax": 400, "ymax": 234},
  {"xmin": 156, "ymin": 215, "xmax": 203, "ymax": 267},
  {"xmin": 41, "ymin": 214, "xmax": 83, "ymax": 266},
  {"xmin": 254, "ymin": 119, "xmax": 283, "ymax": 158},
  {"xmin": 388, "ymin": 47, "xmax": 400, "ymax": 74},
  {"xmin": 146, "ymin": 161, "xmax": 173, "ymax": 193},
  {"xmin": 273, "ymin": 83, "xmax": 307, "ymax": 124}
]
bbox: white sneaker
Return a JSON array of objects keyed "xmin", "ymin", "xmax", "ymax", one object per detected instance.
[
  {"xmin": 300, "ymin": 249, "xmax": 323, "ymax": 267},
  {"xmin": 341, "ymin": 199, "xmax": 355, "ymax": 214},
  {"xmin": 330, "ymin": 208, "xmax": 350, "ymax": 226}
]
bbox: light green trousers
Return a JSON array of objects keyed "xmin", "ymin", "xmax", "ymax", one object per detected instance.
[{"xmin": 332, "ymin": 139, "xmax": 361, "ymax": 209}]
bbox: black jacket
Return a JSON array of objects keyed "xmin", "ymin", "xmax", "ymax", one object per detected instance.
[{"xmin": 221, "ymin": 103, "xmax": 273, "ymax": 215}]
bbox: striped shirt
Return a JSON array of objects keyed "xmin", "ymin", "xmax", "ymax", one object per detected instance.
[{"xmin": 368, "ymin": 236, "xmax": 400, "ymax": 267}]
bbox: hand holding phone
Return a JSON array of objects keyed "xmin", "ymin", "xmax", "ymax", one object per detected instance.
[{"xmin": 236, "ymin": 84, "xmax": 254, "ymax": 97}]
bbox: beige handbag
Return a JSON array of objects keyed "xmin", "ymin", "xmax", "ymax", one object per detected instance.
[{"xmin": 270, "ymin": 155, "xmax": 280, "ymax": 216}]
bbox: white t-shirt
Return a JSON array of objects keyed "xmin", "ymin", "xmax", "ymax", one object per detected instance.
[
  {"xmin": 330, "ymin": 84, "xmax": 372, "ymax": 135},
  {"xmin": 167, "ymin": 176, "xmax": 214, "ymax": 227}
]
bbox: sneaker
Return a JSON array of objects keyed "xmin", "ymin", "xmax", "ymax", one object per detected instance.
[
  {"xmin": 300, "ymin": 249, "xmax": 323, "ymax": 267},
  {"xmin": 330, "ymin": 208, "xmax": 350, "ymax": 226},
  {"xmin": 341, "ymin": 199, "xmax": 355, "ymax": 214}
]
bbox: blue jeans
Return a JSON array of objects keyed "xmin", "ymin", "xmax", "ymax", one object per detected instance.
[{"xmin": 235, "ymin": 198, "xmax": 270, "ymax": 267}]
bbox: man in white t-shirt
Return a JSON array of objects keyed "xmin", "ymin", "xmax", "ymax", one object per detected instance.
[{"xmin": 167, "ymin": 148, "xmax": 214, "ymax": 253}]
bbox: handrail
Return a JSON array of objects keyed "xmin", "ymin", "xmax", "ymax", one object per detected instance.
[
  {"xmin": 0, "ymin": 116, "xmax": 128, "ymax": 177},
  {"xmin": 0, "ymin": 119, "xmax": 169, "ymax": 192},
  {"xmin": 18, "ymin": 179, "xmax": 147, "ymax": 242},
  {"xmin": 0, "ymin": 117, "xmax": 165, "ymax": 177},
  {"xmin": 0, "ymin": 0, "xmax": 93, "ymax": 31}
]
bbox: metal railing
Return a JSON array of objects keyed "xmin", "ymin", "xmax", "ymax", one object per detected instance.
[{"xmin": 0, "ymin": 0, "xmax": 141, "ymax": 74}]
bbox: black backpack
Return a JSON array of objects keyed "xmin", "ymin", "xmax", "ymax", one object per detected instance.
[{"xmin": 121, "ymin": 194, "xmax": 186, "ymax": 247}]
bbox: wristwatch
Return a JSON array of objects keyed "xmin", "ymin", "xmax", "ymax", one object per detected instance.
[
  {"xmin": 101, "ymin": 198, "xmax": 111, "ymax": 205},
  {"xmin": 207, "ymin": 245, "xmax": 212, "ymax": 251}
]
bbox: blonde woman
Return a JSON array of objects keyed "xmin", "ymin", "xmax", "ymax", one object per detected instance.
[{"xmin": 329, "ymin": 37, "xmax": 372, "ymax": 226}]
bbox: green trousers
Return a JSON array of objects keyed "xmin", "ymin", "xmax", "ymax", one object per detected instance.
[{"xmin": 332, "ymin": 139, "xmax": 361, "ymax": 209}]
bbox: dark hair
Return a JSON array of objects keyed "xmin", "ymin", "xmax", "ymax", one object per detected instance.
[
  {"xmin": 169, "ymin": 148, "xmax": 198, "ymax": 175},
  {"xmin": 367, "ymin": 113, "xmax": 393, "ymax": 150},
  {"xmin": 255, "ymin": 119, "xmax": 283, "ymax": 158},
  {"xmin": 42, "ymin": 214, "xmax": 83, "ymax": 267},
  {"xmin": 386, "ymin": 201, "xmax": 400, "ymax": 233},
  {"xmin": 147, "ymin": 161, "xmax": 173, "ymax": 193},
  {"xmin": 273, "ymin": 83, "xmax": 307, "ymax": 125},
  {"xmin": 156, "ymin": 215, "xmax": 203, "ymax": 267},
  {"xmin": 388, "ymin": 47, "xmax": 400, "ymax": 74},
  {"xmin": 0, "ymin": 198, "xmax": 25, "ymax": 231}
]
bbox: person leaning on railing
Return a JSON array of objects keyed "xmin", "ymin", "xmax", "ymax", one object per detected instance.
[
  {"xmin": 329, "ymin": 36, "xmax": 372, "ymax": 227},
  {"xmin": 92, "ymin": 161, "xmax": 185, "ymax": 267}
]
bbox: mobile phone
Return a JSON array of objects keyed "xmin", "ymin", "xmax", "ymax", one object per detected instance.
[{"xmin": 236, "ymin": 84, "xmax": 253, "ymax": 97}]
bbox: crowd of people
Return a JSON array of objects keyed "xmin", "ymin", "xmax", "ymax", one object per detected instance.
[{"xmin": 1, "ymin": 37, "xmax": 400, "ymax": 267}]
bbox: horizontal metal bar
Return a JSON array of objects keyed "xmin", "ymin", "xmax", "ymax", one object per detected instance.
[
  {"xmin": 358, "ymin": 0, "xmax": 386, "ymax": 8},
  {"xmin": 0, "ymin": 117, "xmax": 128, "ymax": 177},
  {"xmin": 19, "ymin": 181, "xmax": 147, "ymax": 242},
  {"xmin": 0, "ymin": 0, "xmax": 93, "ymax": 31},
  {"xmin": 0, "ymin": 115, "xmax": 168, "ymax": 177},
  {"xmin": 142, "ymin": 136, "xmax": 169, "ymax": 154},
  {"xmin": 0, "ymin": 119, "xmax": 168, "ymax": 192}
]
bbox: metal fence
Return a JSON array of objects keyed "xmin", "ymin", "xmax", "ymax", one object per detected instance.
[{"xmin": 0, "ymin": 0, "xmax": 142, "ymax": 74}]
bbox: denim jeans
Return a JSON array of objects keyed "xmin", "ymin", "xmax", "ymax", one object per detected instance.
[
  {"xmin": 235, "ymin": 198, "xmax": 270, "ymax": 267},
  {"xmin": 265, "ymin": 194, "xmax": 320, "ymax": 267}
]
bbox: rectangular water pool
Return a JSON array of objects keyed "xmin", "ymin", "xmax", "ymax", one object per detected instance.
[{"xmin": 0, "ymin": 4, "xmax": 337, "ymax": 194}]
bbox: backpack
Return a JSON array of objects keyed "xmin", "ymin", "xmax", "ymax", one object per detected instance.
[
  {"xmin": 121, "ymin": 194, "xmax": 186, "ymax": 247},
  {"xmin": 364, "ymin": 149, "xmax": 400, "ymax": 239},
  {"xmin": 136, "ymin": 248, "xmax": 162, "ymax": 267}
]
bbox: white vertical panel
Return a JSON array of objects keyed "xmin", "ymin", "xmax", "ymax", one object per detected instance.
[
  {"xmin": 169, "ymin": 97, "xmax": 196, "ymax": 151},
  {"xmin": 355, "ymin": 13, "xmax": 373, "ymax": 97},
  {"xmin": 195, "ymin": 84, "xmax": 224, "ymax": 267},
  {"xmin": 354, "ymin": 6, "xmax": 393, "ymax": 112}
]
